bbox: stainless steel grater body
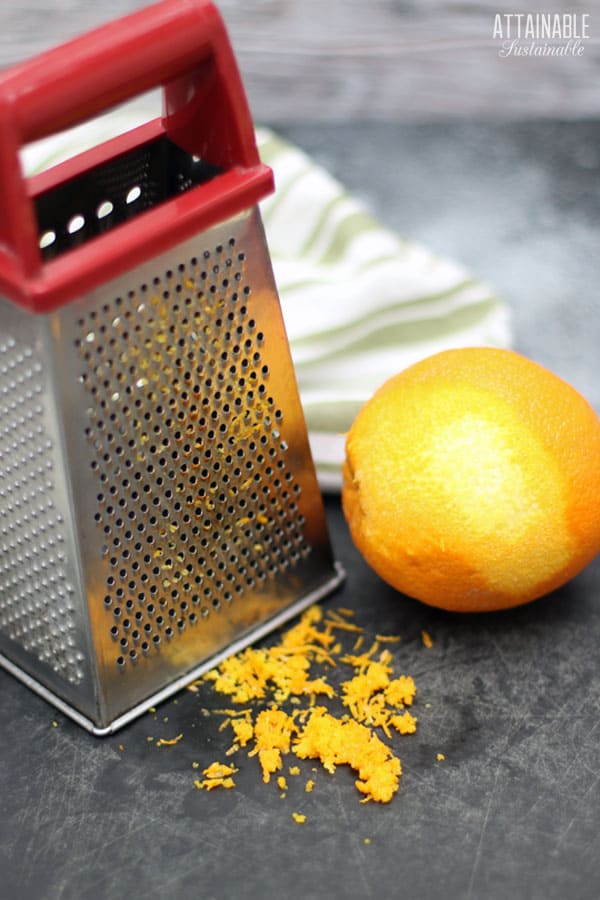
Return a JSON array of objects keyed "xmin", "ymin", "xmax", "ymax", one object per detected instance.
[
  {"xmin": 0, "ymin": 0, "xmax": 343, "ymax": 732},
  {"xmin": 0, "ymin": 207, "xmax": 343, "ymax": 733}
]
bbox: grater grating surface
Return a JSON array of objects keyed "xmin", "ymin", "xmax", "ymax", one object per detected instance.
[
  {"xmin": 0, "ymin": 336, "xmax": 85, "ymax": 684},
  {"xmin": 77, "ymin": 231, "xmax": 309, "ymax": 675}
]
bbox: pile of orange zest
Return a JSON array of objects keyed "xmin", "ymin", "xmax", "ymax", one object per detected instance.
[
  {"xmin": 198, "ymin": 604, "xmax": 419, "ymax": 804},
  {"xmin": 301, "ymin": 676, "xmax": 335, "ymax": 698},
  {"xmin": 337, "ymin": 650, "xmax": 418, "ymax": 737},
  {"xmin": 229, "ymin": 716, "xmax": 254, "ymax": 749},
  {"xmin": 248, "ymin": 708, "xmax": 297, "ymax": 783},
  {"xmin": 385, "ymin": 675, "xmax": 416, "ymax": 708},
  {"xmin": 155, "ymin": 733, "xmax": 183, "ymax": 747},
  {"xmin": 202, "ymin": 605, "xmax": 337, "ymax": 706},
  {"xmin": 203, "ymin": 648, "xmax": 273, "ymax": 703},
  {"xmin": 390, "ymin": 711, "xmax": 417, "ymax": 735},
  {"xmin": 341, "ymin": 663, "xmax": 391, "ymax": 716},
  {"xmin": 293, "ymin": 708, "xmax": 401, "ymax": 804},
  {"xmin": 194, "ymin": 761, "xmax": 238, "ymax": 791},
  {"xmin": 279, "ymin": 605, "xmax": 336, "ymax": 652}
]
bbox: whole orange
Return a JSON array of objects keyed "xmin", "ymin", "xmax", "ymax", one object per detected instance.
[{"xmin": 342, "ymin": 347, "xmax": 600, "ymax": 612}]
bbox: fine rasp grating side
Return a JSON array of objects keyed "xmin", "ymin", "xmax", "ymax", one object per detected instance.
[{"xmin": 0, "ymin": 0, "xmax": 343, "ymax": 733}]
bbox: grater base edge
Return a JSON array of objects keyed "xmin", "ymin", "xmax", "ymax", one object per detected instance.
[{"xmin": 1, "ymin": 562, "xmax": 345, "ymax": 735}]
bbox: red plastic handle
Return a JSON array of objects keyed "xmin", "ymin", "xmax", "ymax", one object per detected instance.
[
  {"xmin": 0, "ymin": 0, "xmax": 268, "ymax": 309},
  {"xmin": 0, "ymin": 0, "xmax": 256, "ymax": 161}
]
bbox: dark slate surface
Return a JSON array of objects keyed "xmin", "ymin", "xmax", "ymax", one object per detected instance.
[{"xmin": 2, "ymin": 121, "xmax": 600, "ymax": 900}]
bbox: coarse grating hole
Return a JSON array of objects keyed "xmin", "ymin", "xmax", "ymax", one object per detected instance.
[
  {"xmin": 77, "ymin": 236, "xmax": 311, "ymax": 671},
  {"xmin": 0, "ymin": 337, "xmax": 85, "ymax": 683}
]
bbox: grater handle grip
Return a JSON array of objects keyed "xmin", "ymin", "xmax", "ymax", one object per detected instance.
[
  {"xmin": 0, "ymin": 0, "xmax": 258, "ymax": 167},
  {"xmin": 0, "ymin": 0, "xmax": 272, "ymax": 312}
]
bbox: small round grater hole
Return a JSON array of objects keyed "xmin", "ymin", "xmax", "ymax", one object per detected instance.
[
  {"xmin": 97, "ymin": 201, "xmax": 114, "ymax": 219},
  {"xmin": 39, "ymin": 230, "xmax": 56, "ymax": 250},
  {"xmin": 67, "ymin": 214, "xmax": 85, "ymax": 235},
  {"xmin": 126, "ymin": 186, "xmax": 142, "ymax": 205}
]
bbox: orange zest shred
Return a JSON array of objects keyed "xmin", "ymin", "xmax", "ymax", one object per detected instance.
[
  {"xmin": 203, "ymin": 761, "xmax": 238, "ymax": 779},
  {"xmin": 155, "ymin": 733, "xmax": 183, "ymax": 747},
  {"xmin": 194, "ymin": 604, "xmax": 420, "ymax": 804},
  {"xmin": 292, "ymin": 812, "xmax": 307, "ymax": 825},
  {"xmin": 195, "ymin": 761, "xmax": 238, "ymax": 791},
  {"xmin": 421, "ymin": 630, "xmax": 434, "ymax": 649},
  {"xmin": 324, "ymin": 617, "xmax": 364, "ymax": 634}
]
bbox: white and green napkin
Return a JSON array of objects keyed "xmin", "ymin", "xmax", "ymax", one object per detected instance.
[
  {"xmin": 23, "ymin": 120, "xmax": 512, "ymax": 491},
  {"xmin": 257, "ymin": 129, "xmax": 511, "ymax": 489}
]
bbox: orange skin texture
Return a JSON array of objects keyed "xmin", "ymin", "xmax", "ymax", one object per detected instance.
[{"xmin": 342, "ymin": 347, "xmax": 600, "ymax": 612}]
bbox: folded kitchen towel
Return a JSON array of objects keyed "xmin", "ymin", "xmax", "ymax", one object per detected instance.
[
  {"xmin": 256, "ymin": 128, "xmax": 512, "ymax": 490},
  {"xmin": 23, "ymin": 120, "xmax": 512, "ymax": 491}
]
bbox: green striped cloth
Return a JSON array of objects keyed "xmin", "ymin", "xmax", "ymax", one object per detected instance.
[
  {"xmin": 23, "ymin": 121, "xmax": 512, "ymax": 490},
  {"xmin": 256, "ymin": 128, "xmax": 512, "ymax": 489}
]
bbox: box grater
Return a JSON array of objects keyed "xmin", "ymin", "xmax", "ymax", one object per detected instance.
[{"xmin": 0, "ymin": 0, "xmax": 343, "ymax": 734}]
